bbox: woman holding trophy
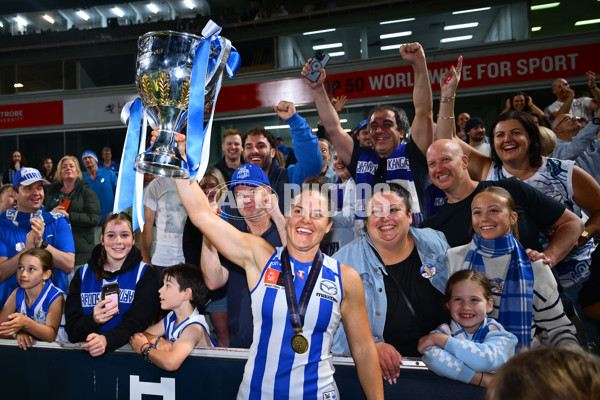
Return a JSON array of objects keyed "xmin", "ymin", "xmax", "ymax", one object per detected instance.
[{"xmin": 172, "ymin": 121, "xmax": 383, "ymax": 399}]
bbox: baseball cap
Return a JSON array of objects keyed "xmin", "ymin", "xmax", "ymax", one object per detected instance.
[
  {"xmin": 355, "ymin": 118, "xmax": 368, "ymax": 132},
  {"xmin": 465, "ymin": 117, "xmax": 485, "ymax": 133},
  {"xmin": 81, "ymin": 150, "xmax": 98, "ymax": 163},
  {"xmin": 229, "ymin": 164, "xmax": 271, "ymax": 190},
  {"xmin": 12, "ymin": 167, "xmax": 45, "ymax": 188}
]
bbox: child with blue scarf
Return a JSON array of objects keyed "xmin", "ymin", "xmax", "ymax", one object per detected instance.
[
  {"xmin": 445, "ymin": 187, "xmax": 579, "ymax": 350},
  {"xmin": 418, "ymin": 270, "xmax": 517, "ymax": 387}
]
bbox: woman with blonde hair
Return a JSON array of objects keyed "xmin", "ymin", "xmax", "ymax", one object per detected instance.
[{"xmin": 44, "ymin": 156, "xmax": 101, "ymax": 267}]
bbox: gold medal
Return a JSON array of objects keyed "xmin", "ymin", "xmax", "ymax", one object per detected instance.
[{"xmin": 291, "ymin": 333, "xmax": 309, "ymax": 354}]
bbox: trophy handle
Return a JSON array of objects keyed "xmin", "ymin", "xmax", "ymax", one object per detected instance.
[{"xmin": 205, "ymin": 37, "xmax": 232, "ymax": 95}]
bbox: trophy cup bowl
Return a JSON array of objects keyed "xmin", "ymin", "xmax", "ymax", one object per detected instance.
[{"xmin": 134, "ymin": 30, "xmax": 231, "ymax": 178}]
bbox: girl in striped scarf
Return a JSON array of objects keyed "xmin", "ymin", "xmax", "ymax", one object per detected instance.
[
  {"xmin": 445, "ymin": 187, "xmax": 579, "ymax": 351},
  {"xmin": 418, "ymin": 270, "xmax": 517, "ymax": 388}
]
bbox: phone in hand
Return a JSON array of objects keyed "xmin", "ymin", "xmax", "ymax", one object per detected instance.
[
  {"xmin": 304, "ymin": 50, "xmax": 331, "ymax": 82},
  {"xmin": 58, "ymin": 198, "xmax": 71, "ymax": 211},
  {"xmin": 101, "ymin": 282, "xmax": 120, "ymax": 314}
]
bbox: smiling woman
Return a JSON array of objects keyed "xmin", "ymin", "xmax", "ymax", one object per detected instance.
[
  {"xmin": 65, "ymin": 212, "xmax": 160, "ymax": 358},
  {"xmin": 175, "ymin": 174, "xmax": 384, "ymax": 399}
]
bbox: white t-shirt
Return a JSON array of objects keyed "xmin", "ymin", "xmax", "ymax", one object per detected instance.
[
  {"xmin": 143, "ymin": 177, "xmax": 188, "ymax": 266},
  {"xmin": 544, "ymin": 97, "xmax": 594, "ymax": 121}
]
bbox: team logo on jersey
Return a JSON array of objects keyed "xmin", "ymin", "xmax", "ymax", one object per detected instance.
[
  {"xmin": 264, "ymin": 268, "xmax": 284, "ymax": 289},
  {"xmin": 297, "ymin": 270, "xmax": 305, "ymax": 279},
  {"xmin": 15, "ymin": 242, "xmax": 25, "ymax": 252},
  {"xmin": 323, "ymin": 390, "xmax": 337, "ymax": 399}
]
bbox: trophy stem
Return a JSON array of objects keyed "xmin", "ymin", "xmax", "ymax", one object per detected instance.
[{"xmin": 134, "ymin": 129, "xmax": 190, "ymax": 179}]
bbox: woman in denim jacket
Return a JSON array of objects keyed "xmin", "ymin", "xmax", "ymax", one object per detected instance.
[{"xmin": 332, "ymin": 183, "xmax": 449, "ymax": 385}]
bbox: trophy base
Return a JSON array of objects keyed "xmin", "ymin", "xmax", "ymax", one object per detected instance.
[{"xmin": 134, "ymin": 153, "xmax": 190, "ymax": 179}]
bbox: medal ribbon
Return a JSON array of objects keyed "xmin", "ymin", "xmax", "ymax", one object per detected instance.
[{"xmin": 281, "ymin": 248, "xmax": 324, "ymax": 334}]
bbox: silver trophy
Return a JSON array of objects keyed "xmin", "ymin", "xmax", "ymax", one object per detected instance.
[{"xmin": 134, "ymin": 30, "xmax": 231, "ymax": 178}]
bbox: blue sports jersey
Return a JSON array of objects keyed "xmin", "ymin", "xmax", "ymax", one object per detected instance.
[
  {"xmin": 237, "ymin": 247, "xmax": 343, "ymax": 400},
  {"xmin": 163, "ymin": 308, "xmax": 215, "ymax": 346},
  {"xmin": 16, "ymin": 281, "xmax": 64, "ymax": 325},
  {"xmin": 0, "ymin": 213, "xmax": 75, "ymax": 308},
  {"xmin": 78, "ymin": 262, "xmax": 146, "ymax": 334}
]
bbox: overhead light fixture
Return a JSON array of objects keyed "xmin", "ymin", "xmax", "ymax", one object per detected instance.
[
  {"xmin": 339, "ymin": 119, "xmax": 348, "ymax": 123},
  {"xmin": 147, "ymin": 3, "xmax": 160, "ymax": 14},
  {"xmin": 312, "ymin": 43, "xmax": 342, "ymax": 50},
  {"xmin": 112, "ymin": 7, "xmax": 124, "ymax": 17},
  {"xmin": 444, "ymin": 22, "xmax": 478, "ymax": 30},
  {"xmin": 184, "ymin": 0, "xmax": 195, "ymax": 9},
  {"xmin": 15, "ymin": 16, "xmax": 28, "ymax": 26},
  {"xmin": 329, "ymin": 51, "xmax": 345, "ymax": 57},
  {"xmin": 531, "ymin": 26, "xmax": 542, "ymax": 31},
  {"xmin": 14, "ymin": 83, "xmax": 24, "ymax": 88},
  {"xmin": 379, "ymin": 18, "xmax": 415, "ymax": 25},
  {"xmin": 530, "ymin": 2, "xmax": 560, "ymax": 10},
  {"xmin": 380, "ymin": 31, "xmax": 412, "ymax": 39},
  {"xmin": 381, "ymin": 44, "xmax": 402, "ymax": 51},
  {"xmin": 76, "ymin": 10, "xmax": 90, "ymax": 21},
  {"xmin": 265, "ymin": 124, "xmax": 290, "ymax": 130},
  {"xmin": 0, "ymin": 22, "xmax": 3, "ymax": 28},
  {"xmin": 42, "ymin": 15, "xmax": 55, "ymax": 24},
  {"xmin": 303, "ymin": 28, "xmax": 336, "ymax": 35},
  {"xmin": 575, "ymin": 18, "xmax": 600, "ymax": 25},
  {"xmin": 452, "ymin": 7, "xmax": 491, "ymax": 15},
  {"xmin": 440, "ymin": 35, "xmax": 473, "ymax": 43}
]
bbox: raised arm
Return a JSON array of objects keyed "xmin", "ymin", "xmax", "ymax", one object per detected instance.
[
  {"xmin": 340, "ymin": 265, "xmax": 384, "ymax": 399},
  {"xmin": 302, "ymin": 62, "xmax": 354, "ymax": 166},
  {"xmin": 551, "ymin": 89, "xmax": 574, "ymax": 121},
  {"xmin": 276, "ymin": 101, "xmax": 322, "ymax": 185},
  {"xmin": 175, "ymin": 178, "xmax": 273, "ymax": 289},
  {"xmin": 586, "ymin": 71, "xmax": 600, "ymax": 110},
  {"xmin": 436, "ymin": 56, "xmax": 462, "ymax": 140},
  {"xmin": 401, "ymin": 42, "xmax": 434, "ymax": 155},
  {"xmin": 201, "ymin": 235, "xmax": 229, "ymax": 290},
  {"xmin": 551, "ymin": 120, "xmax": 600, "ymax": 160},
  {"xmin": 140, "ymin": 206, "xmax": 156, "ymax": 265}
]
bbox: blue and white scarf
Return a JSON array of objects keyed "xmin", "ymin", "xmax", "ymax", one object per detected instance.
[
  {"xmin": 463, "ymin": 233, "xmax": 533, "ymax": 348},
  {"xmin": 3, "ymin": 206, "xmax": 65, "ymax": 229}
]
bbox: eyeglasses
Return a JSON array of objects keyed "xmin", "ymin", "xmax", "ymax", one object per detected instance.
[
  {"xmin": 556, "ymin": 115, "xmax": 581, "ymax": 128},
  {"xmin": 320, "ymin": 148, "xmax": 329, "ymax": 154}
]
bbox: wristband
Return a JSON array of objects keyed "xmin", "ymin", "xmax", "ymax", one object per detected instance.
[
  {"xmin": 141, "ymin": 344, "xmax": 152, "ymax": 363},
  {"xmin": 440, "ymin": 96, "xmax": 455, "ymax": 103},
  {"xmin": 478, "ymin": 372, "xmax": 484, "ymax": 386},
  {"xmin": 152, "ymin": 337, "xmax": 160, "ymax": 348},
  {"xmin": 438, "ymin": 115, "xmax": 455, "ymax": 120}
]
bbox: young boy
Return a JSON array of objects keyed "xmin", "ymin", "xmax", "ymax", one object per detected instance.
[{"xmin": 129, "ymin": 264, "xmax": 215, "ymax": 371}]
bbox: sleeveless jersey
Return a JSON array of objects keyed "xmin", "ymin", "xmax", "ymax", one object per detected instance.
[
  {"xmin": 355, "ymin": 143, "xmax": 423, "ymax": 224},
  {"xmin": 16, "ymin": 281, "xmax": 64, "ymax": 325},
  {"xmin": 237, "ymin": 247, "xmax": 344, "ymax": 400},
  {"xmin": 79, "ymin": 262, "xmax": 147, "ymax": 334},
  {"xmin": 163, "ymin": 308, "xmax": 216, "ymax": 346},
  {"xmin": 487, "ymin": 157, "xmax": 595, "ymax": 287}
]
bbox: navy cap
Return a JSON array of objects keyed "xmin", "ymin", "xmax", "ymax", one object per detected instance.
[
  {"xmin": 229, "ymin": 164, "xmax": 271, "ymax": 190},
  {"xmin": 465, "ymin": 117, "xmax": 485, "ymax": 133},
  {"xmin": 12, "ymin": 167, "xmax": 44, "ymax": 188},
  {"xmin": 355, "ymin": 118, "xmax": 368, "ymax": 132}
]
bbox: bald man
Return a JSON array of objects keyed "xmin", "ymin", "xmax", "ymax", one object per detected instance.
[{"xmin": 421, "ymin": 139, "xmax": 583, "ymax": 268}]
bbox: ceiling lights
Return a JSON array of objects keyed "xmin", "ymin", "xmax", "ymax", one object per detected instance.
[
  {"xmin": 76, "ymin": 10, "xmax": 90, "ymax": 21},
  {"xmin": 303, "ymin": 28, "xmax": 336, "ymax": 35},
  {"xmin": 380, "ymin": 31, "xmax": 412, "ymax": 39},
  {"xmin": 452, "ymin": 7, "xmax": 491, "ymax": 14},
  {"xmin": 112, "ymin": 7, "xmax": 124, "ymax": 17},
  {"xmin": 379, "ymin": 18, "xmax": 415, "ymax": 25},
  {"xmin": 42, "ymin": 15, "xmax": 55, "ymax": 24},
  {"xmin": 444, "ymin": 22, "xmax": 478, "ymax": 30},
  {"xmin": 530, "ymin": 2, "xmax": 560, "ymax": 10},
  {"xmin": 312, "ymin": 43, "xmax": 342, "ymax": 50},
  {"xmin": 440, "ymin": 35, "xmax": 473, "ymax": 43}
]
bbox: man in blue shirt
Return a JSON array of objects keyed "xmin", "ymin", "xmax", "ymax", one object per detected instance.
[
  {"xmin": 0, "ymin": 168, "xmax": 75, "ymax": 308},
  {"xmin": 100, "ymin": 147, "xmax": 120, "ymax": 176},
  {"xmin": 82, "ymin": 150, "xmax": 117, "ymax": 224}
]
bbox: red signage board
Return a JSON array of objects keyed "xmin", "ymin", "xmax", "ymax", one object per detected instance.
[
  {"xmin": 0, "ymin": 101, "xmax": 63, "ymax": 129},
  {"xmin": 215, "ymin": 43, "xmax": 599, "ymax": 113}
]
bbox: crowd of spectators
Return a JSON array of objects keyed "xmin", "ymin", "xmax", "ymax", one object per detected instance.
[{"xmin": 0, "ymin": 42, "xmax": 599, "ymax": 396}]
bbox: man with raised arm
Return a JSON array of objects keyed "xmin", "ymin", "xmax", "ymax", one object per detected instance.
[
  {"xmin": 302, "ymin": 42, "xmax": 433, "ymax": 226},
  {"xmin": 241, "ymin": 101, "xmax": 322, "ymax": 212}
]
